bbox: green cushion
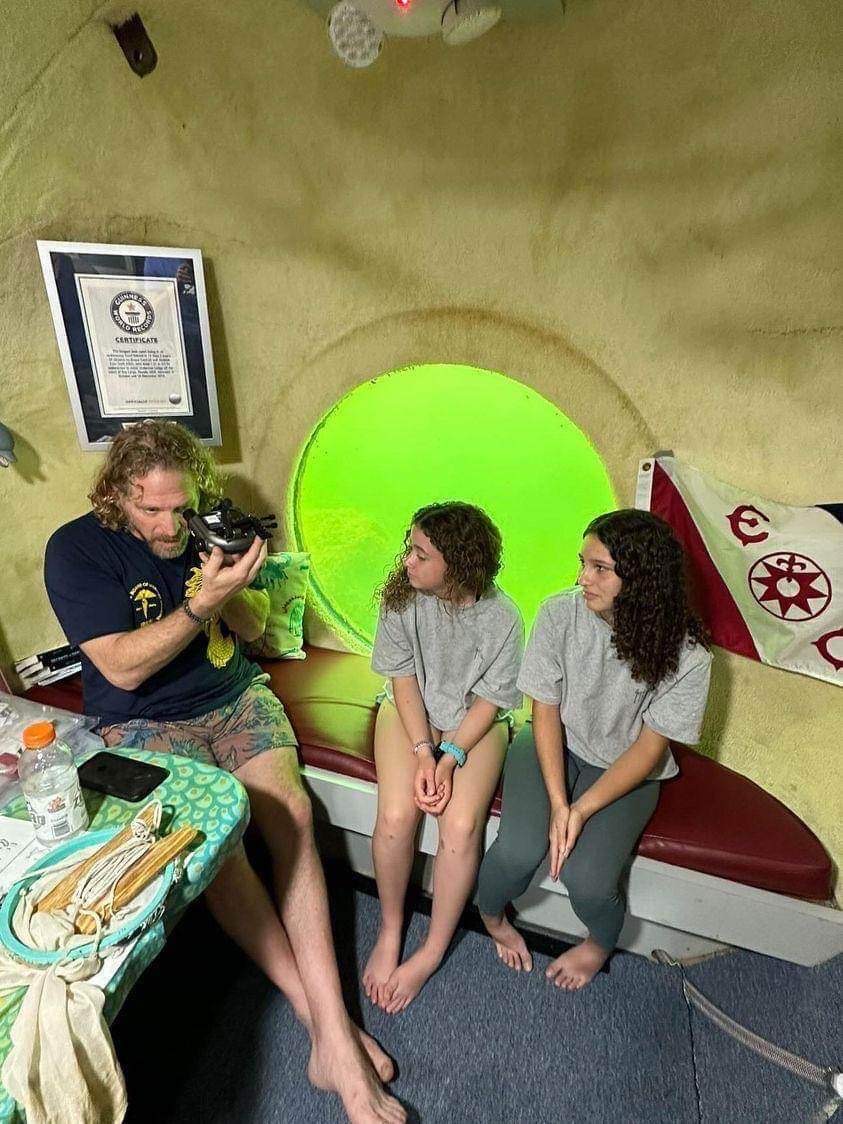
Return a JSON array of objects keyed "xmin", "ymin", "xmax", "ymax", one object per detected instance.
[{"xmin": 247, "ymin": 552, "xmax": 311, "ymax": 660}]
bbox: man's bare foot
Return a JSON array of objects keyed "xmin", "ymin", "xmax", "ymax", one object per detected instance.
[
  {"xmin": 480, "ymin": 911, "xmax": 533, "ymax": 972},
  {"xmin": 357, "ymin": 1028, "xmax": 395, "ymax": 1083},
  {"xmin": 302, "ymin": 1014, "xmax": 394, "ymax": 1083},
  {"xmin": 363, "ymin": 926, "xmax": 402, "ymax": 1007},
  {"xmin": 308, "ymin": 1031, "xmax": 406, "ymax": 1123},
  {"xmin": 380, "ymin": 947, "xmax": 441, "ymax": 1014},
  {"xmin": 308, "ymin": 1026, "xmax": 394, "ymax": 1086},
  {"xmin": 545, "ymin": 936, "xmax": 609, "ymax": 990}
]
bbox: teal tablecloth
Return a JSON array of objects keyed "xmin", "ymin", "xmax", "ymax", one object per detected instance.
[{"xmin": 0, "ymin": 748, "xmax": 249, "ymax": 1123}]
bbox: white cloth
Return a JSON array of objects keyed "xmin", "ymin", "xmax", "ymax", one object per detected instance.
[
  {"xmin": 0, "ymin": 943, "xmax": 127, "ymax": 1124},
  {"xmin": 0, "ymin": 840, "xmax": 153, "ymax": 1124}
]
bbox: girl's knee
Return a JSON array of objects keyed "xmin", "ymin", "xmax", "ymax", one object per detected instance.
[
  {"xmin": 376, "ymin": 803, "xmax": 419, "ymax": 841},
  {"xmin": 438, "ymin": 813, "xmax": 484, "ymax": 853},
  {"xmin": 562, "ymin": 863, "xmax": 621, "ymax": 915},
  {"xmin": 484, "ymin": 834, "xmax": 547, "ymax": 881}
]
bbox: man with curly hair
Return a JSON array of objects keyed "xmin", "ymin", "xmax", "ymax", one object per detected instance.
[{"xmin": 44, "ymin": 420, "xmax": 404, "ymax": 1124}]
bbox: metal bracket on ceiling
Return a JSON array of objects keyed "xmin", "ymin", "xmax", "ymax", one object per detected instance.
[{"xmin": 112, "ymin": 13, "xmax": 157, "ymax": 77}]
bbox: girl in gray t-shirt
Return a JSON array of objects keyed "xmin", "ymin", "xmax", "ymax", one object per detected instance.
[
  {"xmin": 478, "ymin": 509, "xmax": 711, "ymax": 990},
  {"xmin": 364, "ymin": 502, "xmax": 523, "ymax": 1013}
]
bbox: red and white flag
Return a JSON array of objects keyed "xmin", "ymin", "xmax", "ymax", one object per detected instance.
[{"xmin": 636, "ymin": 455, "xmax": 842, "ymax": 686}]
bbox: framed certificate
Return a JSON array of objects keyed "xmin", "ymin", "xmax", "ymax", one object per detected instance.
[{"xmin": 37, "ymin": 240, "xmax": 222, "ymax": 448}]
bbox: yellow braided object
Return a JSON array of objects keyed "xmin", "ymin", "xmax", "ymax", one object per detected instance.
[{"xmin": 184, "ymin": 567, "xmax": 235, "ymax": 669}]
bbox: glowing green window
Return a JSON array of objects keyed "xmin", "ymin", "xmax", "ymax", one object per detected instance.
[{"xmin": 289, "ymin": 364, "xmax": 616, "ymax": 652}]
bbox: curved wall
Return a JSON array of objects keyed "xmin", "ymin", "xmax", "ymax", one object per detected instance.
[{"xmin": 0, "ymin": 0, "xmax": 840, "ymax": 892}]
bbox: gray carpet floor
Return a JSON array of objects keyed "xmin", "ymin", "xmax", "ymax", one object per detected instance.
[{"xmin": 112, "ymin": 871, "xmax": 842, "ymax": 1123}]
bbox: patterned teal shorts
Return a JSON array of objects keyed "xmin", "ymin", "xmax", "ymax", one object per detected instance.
[{"xmin": 97, "ymin": 675, "xmax": 298, "ymax": 774}]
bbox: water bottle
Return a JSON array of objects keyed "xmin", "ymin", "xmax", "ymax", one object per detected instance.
[{"xmin": 18, "ymin": 721, "xmax": 89, "ymax": 845}]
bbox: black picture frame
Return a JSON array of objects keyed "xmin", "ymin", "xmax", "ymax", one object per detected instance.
[{"xmin": 37, "ymin": 240, "xmax": 222, "ymax": 448}]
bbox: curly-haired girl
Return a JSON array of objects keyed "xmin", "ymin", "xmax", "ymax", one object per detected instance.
[
  {"xmin": 477, "ymin": 509, "xmax": 711, "ymax": 989},
  {"xmin": 364, "ymin": 502, "xmax": 524, "ymax": 1012}
]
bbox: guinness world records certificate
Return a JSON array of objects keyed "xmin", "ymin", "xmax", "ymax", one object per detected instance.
[{"xmin": 37, "ymin": 241, "xmax": 221, "ymax": 448}]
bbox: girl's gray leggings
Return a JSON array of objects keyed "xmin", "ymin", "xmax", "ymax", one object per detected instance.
[{"xmin": 477, "ymin": 724, "xmax": 660, "ymax": 952}]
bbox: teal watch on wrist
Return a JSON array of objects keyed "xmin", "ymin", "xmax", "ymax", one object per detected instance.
[{"xmin": 439, "ymin": 740, "xmax": 466, "ymax": 768}]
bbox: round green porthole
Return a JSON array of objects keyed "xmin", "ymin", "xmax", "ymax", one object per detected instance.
[{"xmin": 288, "ymin": 364, "xmax": 616, "ymax": 652}]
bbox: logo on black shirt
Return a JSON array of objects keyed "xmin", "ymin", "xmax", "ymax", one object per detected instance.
[{"xmin": 130, "ymin": 582, "xmax": 163, "ymax": 626}]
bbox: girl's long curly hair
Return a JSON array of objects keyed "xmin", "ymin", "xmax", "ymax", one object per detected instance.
[
  {"xmin": 379, "ymin": 502, "xmax": 502, "ymax": 612},
  {"xmin": 585, "ymin": 509, "xmax": 709, "ymax": 689},
  {"xmin": 89, "ymin": 419, "xmax": 223, "ymax": 530}
]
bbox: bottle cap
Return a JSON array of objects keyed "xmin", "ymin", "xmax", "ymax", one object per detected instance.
[{"xmin": 22, "ymin": 721, "xmax": 56, "ymax": 749}]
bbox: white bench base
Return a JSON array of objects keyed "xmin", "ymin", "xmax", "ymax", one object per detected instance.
[{"xmin": 304, "ymin": 765, "xmax": 843, "ymax": 968}]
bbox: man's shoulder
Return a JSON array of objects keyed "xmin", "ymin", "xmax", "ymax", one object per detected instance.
[
  {"xmin": 47, "ymin": 512, "xmax": 112, "ymax": 554},
  {"xmin": 46, "ymin": 513, "xmax": 125, "ymax": 575}
]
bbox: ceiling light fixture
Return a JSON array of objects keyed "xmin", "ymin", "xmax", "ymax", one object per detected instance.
[
  {"xmin": 441, "ymin": 0, "xmax": 502, "ymax": 45},
  {"xmin": 327, "ymin": 2, "xmax": 384, "ymax": 68},
  {"xmin": 324, "ymin": 0, "xmax": 517, "ymax": 66}
]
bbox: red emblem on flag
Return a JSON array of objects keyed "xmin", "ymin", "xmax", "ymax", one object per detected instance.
[
  {"xmin": 748, "ymin": 552, "xmax": 831, "ymax": 621},
  {"xmin": 727, "ymin": 504, "xmax": 770, "ymax": 546},
  {"xmin": 813, "ymin": 628, "xmax": 843, "ymax": 671}
]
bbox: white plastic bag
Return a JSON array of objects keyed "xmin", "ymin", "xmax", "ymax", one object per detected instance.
[{"xmin": 0, "ymin": 694, "xmax": 102, "ymax": 810}]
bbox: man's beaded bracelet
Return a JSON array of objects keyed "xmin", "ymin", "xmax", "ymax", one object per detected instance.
[
  {"xmin": 412, "ymin": 740, "xmax": 436, "ymax": 757},
  {"xmin": 439, "ymin": 740, "xmax": 467, "ymax": 768},
  {"xmin": 181, "ymin": 597, "xmax": 211, "ymax": 626}
]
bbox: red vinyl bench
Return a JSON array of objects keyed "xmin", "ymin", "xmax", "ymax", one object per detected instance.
[{"xmin": 25, "ymin": 645, "xmax": 833, "ymax": 903}]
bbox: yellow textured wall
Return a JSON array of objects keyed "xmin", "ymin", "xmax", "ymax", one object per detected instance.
[{"xmin": 1, "ymin": 1, "xmax": 840, "ymax": 893}]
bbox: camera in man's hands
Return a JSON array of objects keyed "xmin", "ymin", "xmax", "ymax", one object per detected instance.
[{"xmin": 182, "ymin": 499, "xmax": 277, "ymax": 555}]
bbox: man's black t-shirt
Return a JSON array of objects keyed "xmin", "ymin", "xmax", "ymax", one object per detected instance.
[{"xmin": 44, "ymin": 512, "xmax": 258, "ymax": 723}]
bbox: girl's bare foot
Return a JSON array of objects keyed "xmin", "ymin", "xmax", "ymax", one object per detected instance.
[
  {"xmin": 308, "ymin": 1030, "xmax": 406, "ymax": 1123},
  {"xmin": 363, "ymin": 926, "xmax": 402, "ymax": 1007},
  {"xmin": 480, "ymin": 911, "xmax": 533, "ymax": 972},
  {"xmin": 380, "ymin": 947, "xmax": 441, "ymax": 1014},
  {"xmin": 545, "ymin": 936, "xmax": 609, "ymax": 990}
]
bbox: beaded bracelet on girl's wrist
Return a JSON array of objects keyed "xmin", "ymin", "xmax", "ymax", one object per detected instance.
[
  {"xmin": 411, "ymin": 740, "xmax": 436, "ymax": 757},
  {"xmin": 438, "ymin": 741, "xmax": 467, "ymax": 768}
]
